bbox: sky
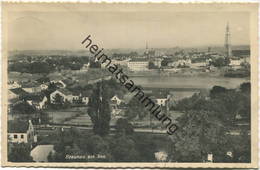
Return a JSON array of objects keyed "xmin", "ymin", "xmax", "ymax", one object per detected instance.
[{"xmin": 7, "ymin": 6, "xmax": 250, "ymax": 50}]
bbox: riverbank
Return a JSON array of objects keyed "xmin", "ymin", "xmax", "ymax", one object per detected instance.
[
  {"xmin": 126, "ymin": 67, "xmax": 250, "ymax": 79},
  {"xmin": 131, "ymin": 75, "xmax": 249, "ymax": 89},
  {"xmin": 126, "ymin": 68, "xmax": 223, "ymax": 78}
]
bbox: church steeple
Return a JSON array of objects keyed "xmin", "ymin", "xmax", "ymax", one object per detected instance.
[
  {"xmin": 145, "ymin": 41, "xmax": 149, "ymax": 56},
  {"xmin": 224, "ymin": 22, "xmax": 232, "ymax": 58}
]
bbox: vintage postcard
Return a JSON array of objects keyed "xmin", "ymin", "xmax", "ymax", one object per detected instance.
[{"xmin": 1, "ymin": 2, "xmax": 259, "ymax": 168}]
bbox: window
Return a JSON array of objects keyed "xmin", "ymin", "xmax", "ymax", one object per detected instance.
[
  {"xmin": 14, "ymin": 135, "xmax": 17, "ymax": 139},
  {"xmin": 21, "ymin": 135, "xmax": 24, "ymax": 139}
]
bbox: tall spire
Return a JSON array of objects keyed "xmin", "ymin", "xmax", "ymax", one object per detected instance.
[
  {"xmin": 145, "ymin": 41, "xmax": 149, "ymax": 57},
  {"xmin": 224, "ymin": 22, "xmax": 232, "ymax": 58}
]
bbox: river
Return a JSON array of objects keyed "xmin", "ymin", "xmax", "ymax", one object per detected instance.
[
  {"xmin": 131, "ymin": 76, "xmax": 249, "ymax": 90},
  {"xmin": 131, "ymin": 76, "xmax": 249, "ymax": 101}
]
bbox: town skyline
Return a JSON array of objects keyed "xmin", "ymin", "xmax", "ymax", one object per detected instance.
[
  {"xmin": 9, "ymin": 44, "xmax": 250, "ymax": 51},
  {"xmin": 8, "ymin": 10, "xmax": 250, "ymax": 50},
  {"xmin": 4, "ymin": 2, "xmax": 256, "ymax": 166}
]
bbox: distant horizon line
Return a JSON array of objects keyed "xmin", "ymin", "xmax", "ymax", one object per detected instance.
[{"xmin": 9, "ymin": 44, "xmax": 250, "ymax": 52}]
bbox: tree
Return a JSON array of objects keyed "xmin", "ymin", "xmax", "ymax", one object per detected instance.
[
  {"xmin": 240, "ymin": 82, "xmax": 250, "ymax": 93},
  {"xmin": 148, "ymin": 61, "xmax": 157, "ymax": 69},
  {"xmin": 240, "ymin": 61, "xmax": 250, "ymax": 70},
  {"xmin": 125, "ymin": 97, "xmax": 148, "ymax": 120},
  {"xmin": 176, "ymin": 86, "xmax": 246, "ymax": 125},
  {"xmin": 69, "ymin": 62, "xmax": 83, "ymax": 70},
  {"xmin": 12, "ymin": 101, "xmax": 36, "ymax": 115},
  {"xmin": 210, "ymin": 86, "xmax": 227, "ymax": 99},
  {"xmin": 211, "ymin": 56, "xmax": 229, "ymax": 67},
  {"xmin": 8, "ymin": 143, "xmax": 34, "ymax": 162},
  {"xmin": 8, "ymin": 62, "xmax": 29, "ymax": 73},
  {"xmin": 49, "ymin": 128, "xmax": 66, "ymax": 162},
  {"xmin": 133, "ymin": 134, "xmax": 157, "ymax": 161},
  {"xmin": 115, "ymin": 118, "xmax": 134, "ymax": 135},
  {"xmin": 27, "ymin": 62, "xmax": 54, "ymax": 74},
  {"xmin": 44, "ymin": 82, "xmax": 58, "ymax": 102},
  {"xmin": 232, "ymin": 130, "xmax": 251, "ymax": 162},
  {"xmin": 174, "ymin": 93, "xmax": 204, "ymax": 111},
  {"xmin": 161, "ymin": 58, "xmax": 169, "ymax": 67},
  {"xmin": 88, "ymin": 82, "xmax": 111, "ymax": 136},
  {"xmin": 53, "ymin": 93, "xmax": 64, "ymax": 106},
  {"xmin": 86, "ymin": 135, "xmax": 110, "ymax": 156},
  {"xmin": 171, "ymin": 110, "xmax": 227, "ymax": 162},
  {"xmin": 213, "ymin": 90, "xmax": 244, "ymax": 124},
  {"xmin": 171, "ymin": 83, "xmax": 251, "ymax": 162},
  {"xmin": 89, "ymin": 60, "xmax": 101, "ymax": 68},
  {"xmin": 110, "ymin": 136, "xmax": 140, "ymax": 162},
  {"xmin": 26, "ymin": 56, "xmax": 32, "ymax": 63},
  {"xmin": 49, "ymin": 127, "xmax": 83, "ymax": 162}
]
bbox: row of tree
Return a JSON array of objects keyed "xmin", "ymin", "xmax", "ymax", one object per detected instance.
[
  {"xmin": 171, "ymin": 82, "xmax": 251, "ymax": 162},
  {"xmin": 9, "ymin": 56, "xmax": 90, "ymax": 74},
  {"xmin": 47, "ymin": 119, "xmax": 162, "ymax": 162}
]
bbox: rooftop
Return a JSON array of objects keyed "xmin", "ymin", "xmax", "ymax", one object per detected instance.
[
  {"xmin": 112, "ymin": 93, "xmax": 124, "ymax": 100},
  {"xmin": 25, "ymin": 93, "xmax": 46, "ymax": 102},
  {"xmin": 129, "ymin": 58, "xmax": 149, "ymax": 62},
  {"xmin": 152, "ymin": 92, "xmax": 168, "ymax": 99},
  {"xmin": 54, "ymin": 82, "xmax": 64, "ymax": 88},
  {"xmin": 36, "ymin": 77, "xmax": 50, "ymax": 84},
  {"xmin": 21, "ymin": 81, "xmax": 41, "ymax": 88},
  {"xmin": 68, "ymin": 88, "xmax": 92, "ymax": 97},
  {"xmin": 9, "ymin": 88, "xmax": 28, "ymax": 96},
  {"xmin": 56, "ymin": 88, "xmax": 73, "ymax": 96},
  {"xmin": 30, "ymin": 145, "xmax": 54, "ymax": 162},
  {"xmin": 8, "ymin": 98, "xmax": 21, "ymax": 104},
  {"xmin": 61, "ymin": 79, "xmax": 74, "ymax": 86},
  {"xmin": 8, "ymin": 120, "xmax": 30, "ymax": 133}
]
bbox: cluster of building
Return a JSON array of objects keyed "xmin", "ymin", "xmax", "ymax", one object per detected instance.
[
  {"xmin": 110, "ymin": 90, "xmax": 171, "ymax": 118},
  {"xmin": 7, "ymin": 75, "xmax": 173, "ymax": 148},
  {"xmin": 8, "ymin": 77, "xmax": 94, "ymax": 110},
  {"xmin": 110, "ymin": 49, "xmax": 250, "ymax": 72},
  {"xmin": 8, "ymin": 118, "xmax": 55, "ymax": 162},
  {"xmin": 98, "ymin": 23, "xmax": 249, "ymax": 72},
  {"xmin": 8, "ymin": 120, "xmax": 36, "ymax": 145},
  {"xmin": 6, "ymin": 23, "xmax": 251, "ymax": 162},
  {"xmin": 7, "ymin": 76, "xmax": 94, "ymax": 143}
]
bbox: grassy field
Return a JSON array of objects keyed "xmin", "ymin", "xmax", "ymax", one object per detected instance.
[
  {"xmin": 46, "ymin": 106, "xmax": 119, "ymax": 126},
  {"xmin": 56, "ymin": 69, "xmax": 111, "ymax": 87},
  {"xmin": 8, "ymin": 72, "xmax": 43, "ymax": 82},
  {"xmin": 46, "ymin": 106, "xmax": 184, "ymax": 128},
  {"xmin": 63, "ymin": 113, "xmax": 92, "ymax": 125},
  {"xmin": 46, "ymin": 107, "xmax": 88, "ymax": 124},
  {"xmin": 129, "ymin": 110, "xmax": 184, "ymax": 129}
]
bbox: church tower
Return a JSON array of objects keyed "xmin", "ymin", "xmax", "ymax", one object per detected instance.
[
  {"xmin": 144, "ymin": 41, "xmax": 149, "ymax": 58},
  {"xmin": 224, "ymin": 22, "xmax": 232, "ymax": 58}
]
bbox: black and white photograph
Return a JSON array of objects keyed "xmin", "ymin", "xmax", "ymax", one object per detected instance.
[{"xmin": 1, "ymin": 2, "xmax": 258, "ymax": 168}]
